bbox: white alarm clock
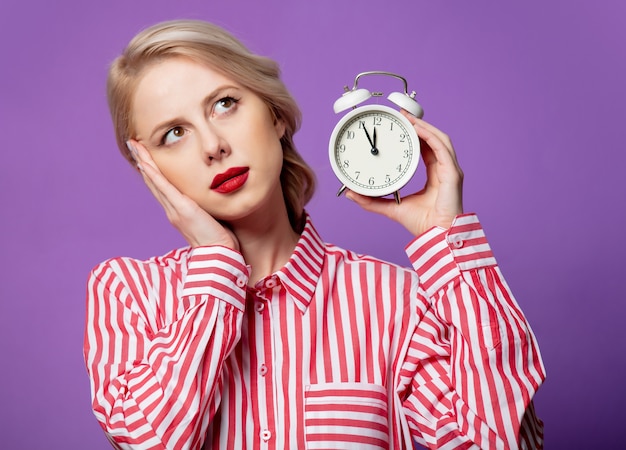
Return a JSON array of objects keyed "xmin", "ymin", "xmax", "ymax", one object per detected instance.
[{"xmin": 328, "ymin": 71, "xmax": 424, "ymax": 203}]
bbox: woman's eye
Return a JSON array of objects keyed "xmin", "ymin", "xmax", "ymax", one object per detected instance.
[
  {"xmin": 162, "ymin": 126, "xmax": 185, "ymax": 145},
  {"xmin": 214, "ymin": 96, "xmax": 239, "ymax": 115}
]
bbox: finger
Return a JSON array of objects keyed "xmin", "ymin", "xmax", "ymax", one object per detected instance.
[
  {"xmin": 402, "ymin": 117, "xmax": 463, "ymax": 200},
  {"xmin": 137, "ymin": 157, "xmax": 214, "ymax": 232},
  {"xmin": 137, "ymin": 162, "xmax": 172, "ymax": 204},
  {"xmin": 417, "ymin": 125, "xmax": 456, "ymax": 167},
  {"xmin": 414, "ymin": 128, "xmax": 436, "ymax": 166},
  {"xmin": 129, "ymin": 140, "xmax": 190, "ymax": 208},
  {"xmin": 397, "ymin": 112, "xmax": 441, "ymax": 186},
  {"xmin": 139, "ymin": 166, "xmax": 186, "ymax": 226},
  {"xmin": 418, "ymin": 141, "xmax": 441, "ymax": 189},
  {"xmin": 414, "ymin": 125, "xmax": 463, "ymax": 186},
  {"xmin": 401, "ymin": 112, "xmax": 454, "ymax": 151},
  {"xmin": 138, "ymin": 159, "xmax": 196, "ymax": 220},
  {"xmin": 401, "ymin": 112, "xmax": 461, "ymax": 168},
  {"xmin": 416, "ymin": 119, "xmax": 453, "ymax": 149},
  {"xmin": 126, "ymin": 141, "xmax": 179, "ymax": 215},
  {"xmin": 129, "ymin": 140, "xmax": 160, "ymax": 172}
]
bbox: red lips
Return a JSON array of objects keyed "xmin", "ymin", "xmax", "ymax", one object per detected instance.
[{"xmin": 210, "ymin": 166, "xmax": 250, "ymax": 194}]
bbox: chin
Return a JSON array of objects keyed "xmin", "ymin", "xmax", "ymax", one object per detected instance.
[{"xmin": 204, "ymin": 196, "xmax": 269, "ymax": 224}]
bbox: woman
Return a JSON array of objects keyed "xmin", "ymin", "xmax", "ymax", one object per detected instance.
[{"xmin": 84, "ymin": 19, "xmax": 545, "ymax": 449}]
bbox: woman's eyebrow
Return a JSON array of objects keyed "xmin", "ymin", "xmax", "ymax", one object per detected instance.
[
  {"xmin": 148, "ymin": 84, "xmax": 241, "ymax": 140},
  {"xmin": 148, "ymin": 117, "xmax": 186, "ymax": 141}
]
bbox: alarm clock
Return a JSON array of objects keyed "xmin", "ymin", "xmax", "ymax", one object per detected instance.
[{"xmin": 328, "ymin": 71, "xmax": 424, "ymax": 204}]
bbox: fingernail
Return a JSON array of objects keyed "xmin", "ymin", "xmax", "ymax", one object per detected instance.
[
  {"xmin": 136, "ymin": 162, "xmax": 144, "ymax": 172},
  {"xmin": 126, "ymin": 141, "xmax": 138, "ymax": 157}
]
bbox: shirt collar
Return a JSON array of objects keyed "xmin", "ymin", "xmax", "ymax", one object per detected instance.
[{"xmin": 275, "ymin": 213, "xmax": 325, "ymax": 313}]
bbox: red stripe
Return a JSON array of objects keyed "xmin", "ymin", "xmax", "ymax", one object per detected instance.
[
  {"xmin": 410, "ymin": 232, "xmax": 446, "ymax": 262},
  {"xmin": 368, "ymin": 265, "xmax": 388, "ymax": 383},
  {"xmin": 334, "ymin": 265, "xmax": 350, "ymax": 380},
  {"xmin": 305, "ymin": 417, "xmax": 389, "ymax": 432},
  {"xmin": 306, "ymin": 388, "xmax": 387, "ymax": 401},
  {"xmin": 277, "ymin": 287, "xmax": 292, "ymax": 446}
]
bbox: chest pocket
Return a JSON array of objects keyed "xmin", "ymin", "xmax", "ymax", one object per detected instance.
[{"xmin": 304, "ymin": 382, "xmax": 390, "ymax": 449}]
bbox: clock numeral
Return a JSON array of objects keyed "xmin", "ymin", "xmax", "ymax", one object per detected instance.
[
  {"xmin": 385, "ymin": 174, "xmax": 391, "ymax": 183},
  {"xmin": 354, "ymin": 171, "xmax": 360, "ymax": 180},
  {"xmin": 346, "ymin": 131, "xmax": 355, "ymax": 139},
  {"xmin": 373, "ymin": 117, "xmax": 382, "ymax": 126},
  {"xmin": 390, "ymin": 122, "xmax": 394, "ymax": 131},
  {"xmin": 396, "ymin": 164, "xmax": 402, "ymax": 172},
  {"xmin": 343, "ymin": 160, "xmax": 350, "ymax": 168},
  {"xmin": 403, "ymin": 149, "xmax": 410, "ymax": 158},
  {"xmin": 339, "ymin": 144, "xmax": 346, "ymax": 153},
  {"xmin": 368, "ymin": 177, "xmax": 375, "ymax": 185},
  {"xmin": 358, "ymin": 121, "xmax": 366, "ymax": 129},
  {"xmin": 399, "ymin": 134, "xmax": 407, "ymax": 143}
]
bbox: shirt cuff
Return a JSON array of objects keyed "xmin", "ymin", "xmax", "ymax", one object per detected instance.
[
  {"xmin": 181, "ymin": 246, "xmax": 249, "ymax": 311},
  {"xmin": 405, "ymin": 213, "xmax": 497, "ymax": 296}
]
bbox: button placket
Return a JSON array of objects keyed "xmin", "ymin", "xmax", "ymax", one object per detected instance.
[{"xmin": 252, "ymin": 279, "xmax": 277, "ymax": 448}]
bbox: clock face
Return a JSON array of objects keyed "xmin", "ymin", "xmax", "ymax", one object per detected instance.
[{"xmin": 329, "ymin": 104, "xmax": 420, "ymax": 197}]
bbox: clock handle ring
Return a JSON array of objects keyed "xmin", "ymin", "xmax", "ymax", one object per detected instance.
[
  {"xmin": 350, "ymin": 71, "xmax": 424, "ymax": 117},
  {"xmin": 352, "ymin": 71, "xmax": 410, "ymax": 94}
]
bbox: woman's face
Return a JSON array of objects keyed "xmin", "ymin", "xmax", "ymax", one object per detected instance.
[{"xmin": 131, "ymin": 57, "xmax": 286, "ymax": 223}]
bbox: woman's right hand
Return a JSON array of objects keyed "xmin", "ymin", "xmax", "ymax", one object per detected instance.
[{"xmin": 127, "ymin": 140, "xmax": 240, "ymax": 251}]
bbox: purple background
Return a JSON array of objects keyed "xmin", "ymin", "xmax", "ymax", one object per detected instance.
[{"xmin": 1, "ymin": 1, "xmax": 625, "ymax": 448}]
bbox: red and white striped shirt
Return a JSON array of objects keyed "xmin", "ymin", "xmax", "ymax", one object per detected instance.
[{"xmin": 84, "ymin": 213, "xmax": 545, "ymax": 449}]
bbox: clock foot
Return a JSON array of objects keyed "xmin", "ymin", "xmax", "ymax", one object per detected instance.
[
  {"xmin": 393, "ymin": 191, "xmax": 401, "ymax": 204},
  {"xmin": 336, "ymin": 185, "xmax": 348, "ymax": 197}
]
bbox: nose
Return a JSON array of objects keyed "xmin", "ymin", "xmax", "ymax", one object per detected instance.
[
  {"xmin": 207, "ymin": 148, "xmax": 227, "ymax": 162},
  {"xmin": 199, "ymin": 126, "xmax": 230, "ymax": 164}
]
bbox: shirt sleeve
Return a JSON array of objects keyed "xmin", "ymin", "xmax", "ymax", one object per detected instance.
[
  {"xmin": 399, "ymin": 214, "xmax": 546, "ymax": 449},
  {"xmin": 83, "ymin": 246, "xmax": 248, "ymax": 450}
]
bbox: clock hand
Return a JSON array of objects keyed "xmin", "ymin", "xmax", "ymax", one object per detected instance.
[
  {"xmin": 363, "ymin": 125, "xmax": 374, "ymax": 147},
  {"xmin": 371, "ymin": 126, "xmax": 379, "ymax": 155},
  {"xmin": 362, "ymin": 126, "xmax": 379, "ymax": 155}
]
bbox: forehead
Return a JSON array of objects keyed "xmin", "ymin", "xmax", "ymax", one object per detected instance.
[
  {"xmin": 131, "ymin": 57, "xmax": 241, "ymax": 133},
  {"xmin": 134, "ymin": 57, "xmax": 237, "ymax": 105}
]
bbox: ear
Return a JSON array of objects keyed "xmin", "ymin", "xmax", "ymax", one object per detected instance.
[{"xmin": 274, "ymin": 116, "xmax": 286, "ymax": 140}]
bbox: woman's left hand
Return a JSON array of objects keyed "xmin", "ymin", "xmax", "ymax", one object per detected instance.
[{"xmin": 346, "ymin": 112, "xmax": 464, "ymax": 237}]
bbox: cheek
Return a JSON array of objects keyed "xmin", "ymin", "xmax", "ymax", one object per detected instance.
[
  {"xmin": 258, "ymin": 136, "xmax": 284, "ymax": 176},
  {"xmin": 256, "ymin": 120, "xmax": 285, "ymax": 160},
  {"xmin": 150, "ymin": 153, "xmax": 199, "ymax": 192}
]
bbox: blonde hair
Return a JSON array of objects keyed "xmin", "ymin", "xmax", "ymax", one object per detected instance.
[{"xmin": 107, "ymin": 19, "xmax": 315, "ymax": 232}]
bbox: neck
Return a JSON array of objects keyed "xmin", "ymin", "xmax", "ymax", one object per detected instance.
[{"xmin": 229, "ymin": 206, "xmax": 300, "ymax": 285}]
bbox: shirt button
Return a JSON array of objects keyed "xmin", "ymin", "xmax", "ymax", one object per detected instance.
[
  {"xmin": 260, "ymin": 429, "xmax": 272, "ymax": 441},
  {"xmin": 255, "ymin": 302, "xmax": 265, "ymax": 313},
  {"xmin": 236, "ymin": 277, "xmax": 246, "ymax": 288},
  {"xmin": 450, "ymin": 235, "xmax": 464, "ymax": 249},
  {"xmin": 265, "ymin": 277, "xmax": 277, "ymax": 289},
  {"xmin": 259, "ymin": 364, "xmax": 268, "ymax": 376}
]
